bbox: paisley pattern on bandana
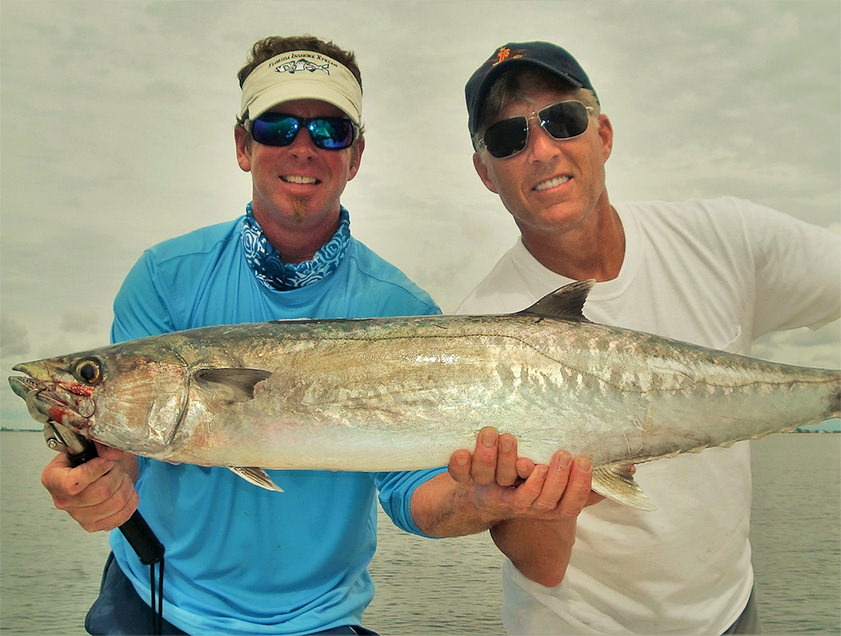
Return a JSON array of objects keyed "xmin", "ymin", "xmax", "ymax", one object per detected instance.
[{"xmin": 241, "ymin": 203, "xmax": 350, "ymax": 291}]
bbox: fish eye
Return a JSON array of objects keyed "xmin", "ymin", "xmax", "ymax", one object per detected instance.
[{"xmin": 75, "ymin": 358, "xmax": 102, "ymax": 385}]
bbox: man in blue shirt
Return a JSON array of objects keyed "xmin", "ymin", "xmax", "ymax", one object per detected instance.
[{"xmin": 39, "ymin": 35, "xmax": 592, "ymax": 635}]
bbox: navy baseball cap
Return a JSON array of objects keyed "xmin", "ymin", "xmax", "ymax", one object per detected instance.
[{"xmin": 465, "ymin": 41, "xmax": 598, "ymax": 138}]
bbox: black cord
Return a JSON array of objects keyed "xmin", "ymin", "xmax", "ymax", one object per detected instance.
[
  {"xmin": 149, "ymin": 558, "xmax": 165, "ymax": 635},
  {"xmin": 47, "ymin": 429, "xmax": 167, "ymax": 634}
]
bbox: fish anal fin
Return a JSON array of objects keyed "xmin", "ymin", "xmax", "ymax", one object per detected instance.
[
  {"xmin": 228, "ymin": 466, "xmax": 283, "ymax": 492},
  {"xmin": 194, "ymin": 368, "xmax": 272, "ymax": 403},
  {"xmin": 516, "ymin": 280, "xmax": 594, "ymax": 322},
  {"xmin": 592, "ymin": 465, "xmax": 656, "ymax": 511}
]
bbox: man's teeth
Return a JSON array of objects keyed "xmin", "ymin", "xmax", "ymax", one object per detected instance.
[
  {"xmin": 282, "ymin": 175, "xmax": 318, "ymax": 184},
  {"xmin": 534, "ymin": 175, "xmax": 570, "ymax": 191}
]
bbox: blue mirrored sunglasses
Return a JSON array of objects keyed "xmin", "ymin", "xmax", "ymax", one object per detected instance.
[{"xmin": 249, "ymin": 112, "xmax": 358, "ymax": 150}]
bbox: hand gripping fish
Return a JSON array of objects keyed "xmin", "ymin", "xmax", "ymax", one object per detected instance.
[{"xmin": 9, "ymin": 281, "xmax": 840, "ymax": 510}]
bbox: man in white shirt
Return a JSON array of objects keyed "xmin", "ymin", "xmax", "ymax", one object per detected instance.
[{"xmin": 460, "ymin": 40, "xmax": 841, "ymax": 634}]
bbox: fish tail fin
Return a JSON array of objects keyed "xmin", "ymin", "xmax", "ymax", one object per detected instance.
[
  {"xmin": 592, "ymin": 465, "xmax": 656, "ymax": 511},
  {"xmin": 822, "ymin": 370, "xmax": 841, "ymax": 419}
]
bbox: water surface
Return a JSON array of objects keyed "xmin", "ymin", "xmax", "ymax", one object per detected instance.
[{"xmin": 1, "ymin": 432, "xmax": 838, "ymax": 634}]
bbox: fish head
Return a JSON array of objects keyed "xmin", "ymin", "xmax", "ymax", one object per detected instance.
[{"xmin": 8, "ymin": 339, "xmax": 191, "ymax": 454}]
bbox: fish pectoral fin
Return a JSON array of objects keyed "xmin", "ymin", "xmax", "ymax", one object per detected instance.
[
  {"xmin": 194, "ymin": 368, "xmax": 272, "ymax": 403},
  {"xmin": 227, "ymin": 466, "xmax": 284, "ymax": 492},
  {"xmin": 592, "ymin": 465, "xmax": 656, "ymax": 511}
]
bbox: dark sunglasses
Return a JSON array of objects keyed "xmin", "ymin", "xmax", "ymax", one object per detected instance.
[
  {"xmin": 479, "ymin": 100, "xmax": 593, "ymax": 159},
  {"xmin": 249, "ymin": 112, "xmax": 358, "ymax": 150}
]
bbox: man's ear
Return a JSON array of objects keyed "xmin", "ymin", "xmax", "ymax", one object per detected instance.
[
  {"xmin": 234, "ymin": 124, "xmax": 252, "ymax": 172},
  {"xmin": 473, "ymin": 151, "xmax": 499, "ymax": 194},
  {"xmin": 347, "ymin": 136, "xmax": 365, "ymax": 180},
  {"xmin": 597, "ymin": 114, "xmax": 613, "ymax": 162}
]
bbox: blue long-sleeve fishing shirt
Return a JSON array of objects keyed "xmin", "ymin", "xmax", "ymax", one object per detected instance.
[{"xmin": 109, "ymin": 210, "xmax": 444, "ymax": 635}]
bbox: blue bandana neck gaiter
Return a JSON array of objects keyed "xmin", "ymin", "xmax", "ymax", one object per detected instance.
[{"xmin": 241, "ymin": 202, "xmax": 351, "ymax": 291}]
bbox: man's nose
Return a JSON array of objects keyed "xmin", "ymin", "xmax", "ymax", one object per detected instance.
[
  {"xmin": 525, "ymin": 120, "xmax": 561, "ymax": 161},
  {"xmin": 287, "ymin": 127, "xmax": 318, "ymax": 157}
]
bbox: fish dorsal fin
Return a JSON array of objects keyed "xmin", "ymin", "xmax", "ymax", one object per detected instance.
[
  {"xmin": 193, "ymin": 368, "xmax": 271, "ymax": 403},
  {"xmin": 591, "ymin": 465, "xmax": 656, "ymax": 511},
  {"xmin": 516, "ymin": 279, "xmax": 595, "ymax": 322},
  {"xmin": 228, "ymin": 466, "xmax": 284, "ymax": 492}
]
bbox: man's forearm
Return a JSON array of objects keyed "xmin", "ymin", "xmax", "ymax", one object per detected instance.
[
  {"xmin": 408, "ymin": 435, "xmax": 597, "ymax": 588},
  {"xmin": 410, "ymin": 472, "xmax": 500, "ymax": 537},
  {"xmin": 411, "ymin": 473, "xmax": 579, "ymax": 586},
  {"xmin": 491, "ymin": 517, "xmax": 577, "ymax": 587}
]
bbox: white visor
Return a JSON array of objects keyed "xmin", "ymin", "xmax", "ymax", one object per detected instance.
[{"xmin": 239, "ymin": 50, "xmax": 362, "ymax": 126}]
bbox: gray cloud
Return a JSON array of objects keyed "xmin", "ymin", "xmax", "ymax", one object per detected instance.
[
  {"xmin": 61, "ymin": 308, "xmax": 101, "ymax": 334},
  {"xmin": 1, "ymin": 312, "xmax": 30, "ymax": 358}
]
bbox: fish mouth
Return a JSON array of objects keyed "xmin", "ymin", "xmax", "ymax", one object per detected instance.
[
  {"xmin": 8, "ymin": 373, "xmax": 56, "ymax": 425},
  {"xmin": 8, "ymin": 362, "xmax": 94, "ymax": 429},
  {"xmin": 8, "ymin": 373, "xmax": 42, "ymax": 399}
]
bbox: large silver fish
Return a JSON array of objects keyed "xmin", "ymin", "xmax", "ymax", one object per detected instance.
[{"xmin": 8, "ymin": 281, "xmax": 840, "ymax": 510}]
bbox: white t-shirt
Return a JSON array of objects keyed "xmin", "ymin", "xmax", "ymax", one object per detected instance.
[{"xmin": 457, "ymin": 197, "xmax": 840, "ymax": 634}]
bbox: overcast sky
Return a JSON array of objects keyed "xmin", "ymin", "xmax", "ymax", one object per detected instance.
[{"xmin": 1, "ymin": 0, "xmax": 839, "ymax": 428}]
